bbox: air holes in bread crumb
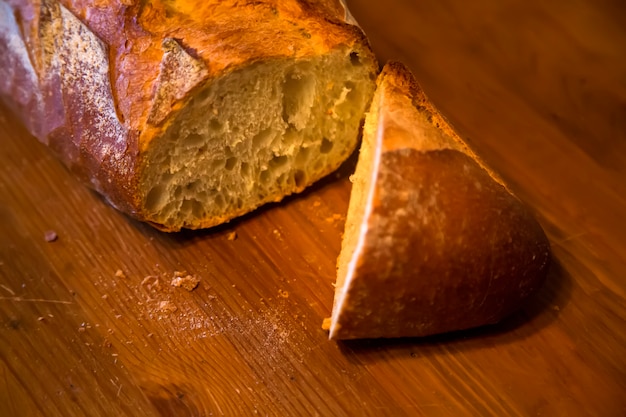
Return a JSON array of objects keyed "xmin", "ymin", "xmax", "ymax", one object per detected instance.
[
  {"xmin": 270, "ymin": 155, "xmax": 288, "ymax": 169},
  {"xmin": 282, "ymin": 70, "xmax": 315, "ymax": 130},
  {"xmin": 349, "ymin": 51, "xmax": 361, "ymax": 66},
  {"xmin": 260, "ymin": 170, "xmax": 270, "ymax": 184},
  {"xmin": 241, "ymin": 162, "xmax": 250, "ymax": 177},
  {"xmin": 277, "ymin": 172, "xmax": 288, "ymax": 186},
  {"xmin": 295, "ymin": 147, "xmax": 310, "ymax": 167},
  {"xmin": 225, "ymin": 156, "xmax": 238, "ymax": 171},
  {"xmin": 184, "ymin": 132, "xmax": 204, "ymax": 148},
  {"xmin": 146, "ymin": 185, "xmax": 167, "ymax": 211},
  {"xmin": 185, "ymin": 180, "xmax": 200, "ymax": 191},
  {"xmin": 252, "ymin": 128, "xmax": 273, "ymax": 149},
  {"xmin": 215, "ymin": 193, "xmax": 225, "ymax": 209},
  {"xmin": 209, "ymin": 119, "xmax": 221, "ymax": 131},
  {"xmin": 320, "ymin": 137, "xmax": 333, "ymax": 154},
  {"xmin": 294, "ymin": 170, "xmax": 306, "ymax": 188}
]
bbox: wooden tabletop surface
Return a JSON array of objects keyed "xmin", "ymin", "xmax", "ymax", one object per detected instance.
[{"xmin": 1, "ymin": 1, "xmax": 625, "ymax": 416}]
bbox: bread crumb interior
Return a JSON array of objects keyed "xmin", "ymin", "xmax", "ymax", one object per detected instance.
[{"xmin": 141, "ymin": 48, "xmax": 375, "ymax": 229}]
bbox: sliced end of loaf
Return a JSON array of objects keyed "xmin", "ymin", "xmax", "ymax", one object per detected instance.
[
  {"xmin": 329, "ymin": 62, "xmax": 551, "ymax": 340},
  {"xmin": 140, "ymin": 47, "xmax": 376, "ymax": 231},
  {"xmin": 329, "ymin": 76, "xmax": 382, "ymax": 339}
]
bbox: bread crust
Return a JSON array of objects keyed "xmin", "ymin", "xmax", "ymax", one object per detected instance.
[
  {"xmin": 0, "ymin": 0, "xmax": 375, "ymax": 229},
  {"xmin": 329, "ymin": 62, "xmax": 551, "ymax": 339}
]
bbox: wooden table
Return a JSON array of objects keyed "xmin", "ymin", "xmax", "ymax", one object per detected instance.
[{"xmin": 1, "ymin": 1, "xmax": 625, "ymax": 415}]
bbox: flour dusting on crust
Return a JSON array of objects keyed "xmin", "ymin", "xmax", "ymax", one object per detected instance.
[
  {"xmin": 0, "ymin": 1, "xmax": 44, "ymax": 137},
  {"xmin": 57, "ymin": 5, "xmax": 127, "ymax": 172},
  {"xmin": 148, "ymin": 38, "xmax": 210, "ymax": 126}
]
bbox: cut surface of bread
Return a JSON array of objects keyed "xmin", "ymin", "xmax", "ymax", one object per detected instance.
[
  {"xmin": 142, "ymin": 51, "xmax": 375, "ymax": 230},
  {"xmin": 0, "ymin": 0, "xmax": 378, "ymax": 231},
  {"xmin": 327, "ymin": 62, "xmax": 551, "ymax": 340}
]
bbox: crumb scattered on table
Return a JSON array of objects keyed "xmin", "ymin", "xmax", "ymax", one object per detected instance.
[
  {"xmin": 158, "ymin": 300, "xmax": 178, "ymax": 314},
  {"xmin": 141, "ymin": 276, "xmax": 161, "ymax": 291},
  {"xmin": 114, "ymin": 269, "xmax": 126, "ymax": 279},
  {"xmin": 226, "ymin": 231, "xmax": 238, "ymax": 241},
  {"xmin": 325, "ymin": 213, "xmax": 344, "ymax": 223},
  {"xmin": 171, "ymin": 273, "xmax": 200, "ymax": 291},
  {"xmin": 272, "ymin": 229, "xmax": 283, "ymax": 241},
  {"xmin": 44, "ymin": 230, "xmax": 58, "ymax": 242},
  {"xmin": 321, "ymin": 317, "xmax": 331, "ymax": 331}
]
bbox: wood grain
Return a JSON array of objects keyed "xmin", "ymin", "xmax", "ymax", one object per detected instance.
[{"xmin": 1, "ymin": 0, "xmax": 625, "ymax": 415}]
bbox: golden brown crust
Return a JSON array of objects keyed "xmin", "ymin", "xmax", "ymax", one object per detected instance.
[
  {"xmin": 64, "ymin": 0, "xmax": 365, "ymax": 131},
  {"xmin": 378, "ymin": 61, "xmax": 508, "ymax": 188},
  {"xmin": 0, "ymin": 0, "xmax": 374, "ymax": 228},
  {"xmin": 330, "ymin": 62, "xmax": 551, "ymax": 339}
]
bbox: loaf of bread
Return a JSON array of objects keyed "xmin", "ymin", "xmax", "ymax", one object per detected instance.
[
  {"xmin": 0, "ymin": 0, "xmax": 377, "ymax": 231},
  {"xmin": 327, "ymin": 62, "xmax": 551, "ymax": 340}
]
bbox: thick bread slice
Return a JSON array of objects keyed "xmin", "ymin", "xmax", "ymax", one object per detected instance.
[
  {"xmin": 327, "ymin": 62, "xmax": 551, "ymax": 340},
  {"xmin": 0, "ymin": 0, "xmax": 377, "ymax": 231}
]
